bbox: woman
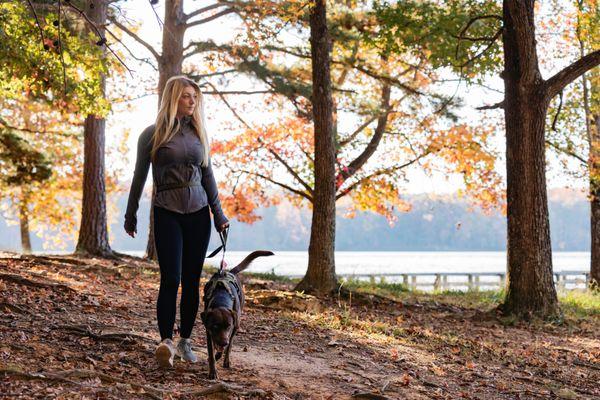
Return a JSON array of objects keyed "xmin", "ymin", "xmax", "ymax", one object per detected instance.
[{"xmin": 124, "ymin": 75, "xmax": 229, "ymax": 368}]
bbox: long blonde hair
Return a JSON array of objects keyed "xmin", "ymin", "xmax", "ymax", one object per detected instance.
[{"xmin": 151, "ymin": 75, "xmax": 210, "ymax": 166}]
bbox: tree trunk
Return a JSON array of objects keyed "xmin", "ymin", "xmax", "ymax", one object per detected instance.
[
  {"xmin": 590, "ymin": 114, "xmax": 600, "ymax": 286},
  {"xmin": 19, "ymin": 187, "xmax": 32, "ymax": 254},
  {"xmin": 576, "ymin": 5, "xmax": 599, "ymax": 288},
  {"xmin": 145, "ymin": 0, "xmax": 186, "ymax": 261},
  {"xmin": 75, "ymin": 0, "xmax": 113, "ymax": 257},
  {"xmin": 501, "ymin": 0, "xmax": 559, "ymax": 317},
  {"xmin": 295, "ymin": 0, "xmax": 338, "ymax": 295}
]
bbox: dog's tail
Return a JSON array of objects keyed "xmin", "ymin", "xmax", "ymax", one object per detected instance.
[{"xmin": 230, "ymin": 250, "xmax": 274, "ymax": 275}]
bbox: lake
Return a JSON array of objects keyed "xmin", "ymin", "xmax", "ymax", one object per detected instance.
[{"xmin": 126, "ymin": 250, "xmax": 590, "ymax": 277}]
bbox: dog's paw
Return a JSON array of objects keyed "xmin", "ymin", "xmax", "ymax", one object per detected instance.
[{"xmin": 215, "ymin": 351, "xmax": 222, "ymax": 361}]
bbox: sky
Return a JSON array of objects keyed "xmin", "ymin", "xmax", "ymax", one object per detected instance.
[{"xmin": 104, "ymin": 1, "xmax": 589, "ymax": 197}]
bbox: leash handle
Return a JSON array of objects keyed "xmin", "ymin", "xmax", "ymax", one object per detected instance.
[
  {"xmin": 218, "ymin": 226, "xmax": 229, "ymax": 274},
  {"xmin": 205, "ymin": 225, "xmax": 229, "ymax": 260}
]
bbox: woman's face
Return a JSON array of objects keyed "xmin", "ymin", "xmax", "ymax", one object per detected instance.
[{"xmin": 177, "ymin": 85, "xmax": 198, "ymax": 117}]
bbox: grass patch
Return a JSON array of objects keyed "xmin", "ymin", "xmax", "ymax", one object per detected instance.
[
  {"xmin": 247, "ymin": 270, "xmax": 300, "ymax": 284},
  {"xmin": 558, "ymin": 290, "xmax": 600, "ymax": 318},
  {"xmin": 341, "ymin": 276, "xmax": 409, "ymax": 298}
]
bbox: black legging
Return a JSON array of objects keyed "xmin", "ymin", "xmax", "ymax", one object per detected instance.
[{"xmin": 153, "ymin": 205, "xmax": 211, "ymax": 340}]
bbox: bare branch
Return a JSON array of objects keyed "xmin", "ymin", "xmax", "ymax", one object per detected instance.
[
  {"xmin": 336, "ymin": 152, "xmax": 429, "ymax": 199},
  {"xmin": 185, "ymin": 2, "xmax": 232, "ymax": 21},
  {"xmin": 188, "ymin": 69, "xmax": 237, "ymax": 79},
  {"xmin": 61, "ymin": 2, "xmax": 133, "ymax": 75},
  {"xmin": 454, "ymin": 14, "xmax": 502, "ymax": 45},
  {"xmin": 545, "ymin": 50, "xmax": 600, "ymax": 100},
  {"xmin": 551, "ymin": 90, "xmax": 564, "ymax": 131},
  {"xmin": 203, "ymin": 89, "xmax": 276, "ymax": 95},
  {"xmin": 25, "ymin": 0, "xmax": 46, "ymax": 50},
  {"xmin": 457, "ymin": 28, "xmax": 503, "ymax": 68},
  {"xmin": 545, "ymin": 140, "xmax": 587, "ymax": 165},
  {"xmin": 339, "ymin": 83, "xmax": 392, "ymax": 183},
  {"xmin": 237, "ymin": 169, "xmax": 313, "ymax": 202},
  {"xmin": 338, "ymin": 114, "xmax": 378, "ymax": 147},
  {"xmin": 104, "ymin": 27, "xmax": 157, "ymax": 71},
  {"xmin": 108, "ymin": 16, "xmax": 161, "ymax": 62},
  {"xmin": 476, "ymin": 100, "xmax": 504, "ymax": 110},
  {"xmin": 257, "ymin": 135, "xmax": 315, "ymax": 196},
  {"xmin": 186, "ymin": 8, "xmax": 237, "ymax": 28}
]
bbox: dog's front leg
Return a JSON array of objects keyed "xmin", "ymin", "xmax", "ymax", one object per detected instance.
[
  {"xmin": 223, "ymin": 328, "xmax": 237, "ymax": 369},
  {"xmin": 206, "ymin": 332, "xmax": 218, "ymax": 380}
]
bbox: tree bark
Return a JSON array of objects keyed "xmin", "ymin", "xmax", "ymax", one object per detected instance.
[
  {"xmin": 295, "ymin": 0, "xmax": 338, "ymax": 295},
  {"xmin": 75, "ymin": 0, "xmax": 113, "ymax": 258},
  {"xmin": 579, "ymin": 34, "xmax": 600, "ymax": 287},
  {"xmin": 145, "ymin": 0, "xmax": 186, "ymax": 261},
  {"xmin": 19, "ymin": 187, "xmax": 32, "ymax": 254},
  {"xmin": 501, "ymin": 0, "xmax": 559, "ymax": 317},
  {"xmin": 590, "ymin": 114, "xmax": 600, "ymax": 286}
]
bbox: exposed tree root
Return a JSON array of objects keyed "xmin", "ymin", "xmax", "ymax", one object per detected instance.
[
  {"xmin": 1, "ymin": 363, "xmax": 266, "ymax": 399},
  {"xmin": 0, "ymin": 272, "xmax": 76, "ymax": 292},
  {"xmin": 351, "ymin": 392, "xmax": 390, "ymax": 400},
  {"xmin": 57, "ymin": 324, "xmax": 155, "ymax": 344},
  {"xmin": 0, "ymin": 301, "xmax": 29, "ymax": 314}
]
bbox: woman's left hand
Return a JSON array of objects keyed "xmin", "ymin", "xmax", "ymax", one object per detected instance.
[{"xmin": 218, "ymin": 221, "xmax": 229, "ymax": 233}]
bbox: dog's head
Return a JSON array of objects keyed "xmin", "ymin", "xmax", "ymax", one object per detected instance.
[{"xmin": 201, "ymin": 308, "xmax": 238, "ymax": 351}]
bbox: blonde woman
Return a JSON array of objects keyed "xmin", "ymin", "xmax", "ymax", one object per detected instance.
[{"xmin": 124, "ymin": 75, "xmax": 229, "ymax": 368}]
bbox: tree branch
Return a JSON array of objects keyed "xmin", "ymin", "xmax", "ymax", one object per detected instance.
[
  {"xmin": 339, "ymin": 83, "xmax": 392, "ymax": 183},
  {"xmin": 545, "ymin": 50, "xmax": 600, "ymax": 100},
  {"xmin": 476, "ymin": 100, "xmax": 504, "ymax": 110},
  {"xmin": 186, "ymin": 8, "xmax": 237, "ymax": 28},
  {"xmin": 185, "ymin": 2, "xmax": 232, "ymax": 21},
  {"xmin": 108, "ymin": 16, "xmax": 161, "ymax": 62},
  {"xmin": 338, "ymin": 114, "xmax": 378, "ymax": 148},
  {"xmin": 238, "ymin": 169, "xmax": 313, "ymax": 201},
  {"xmin": 336, "ymin": 153, "xmax": 429, "ymax": 199},
  {"xmin": 202, "ymin": 80, "xmax": 314, "ymax": 195},
  {"xmin": 545, "ymin": 140, "xmax": 587, "ymax": 165},
  {"xmin": 0, "ymin": 117, "xmax": 80, "ymax": 137}
]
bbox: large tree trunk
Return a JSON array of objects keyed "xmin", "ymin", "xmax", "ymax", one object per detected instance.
[
  {"xmin": 577, "ymin": 9, "xmax": 599, "ymax": 287},
  {"xmin": 19, "ymin": 187, "xmax": 31, "ymax": 254},
  {"xmin": 501, "ymin": 0, "xmax": 559, "ymax": 317},
  {"xmin": 75, "ymin": 0, "xmax": 112, "ymax": 257},
  {"xmin": 295, "ymin": 0, "xmax": 337, "ymax": 295},
  {"xmin": 590, "ymin": 114, "xmax": 600, "ymax": 286},
  {"xmin": 145, "ymin": 0, "xmax": 186, "ymax": 261}
]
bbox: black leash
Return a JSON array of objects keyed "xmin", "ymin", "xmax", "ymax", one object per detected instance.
[{"xmin": 206, "ymin": 226, "xmax": 229, "ymax": 273}]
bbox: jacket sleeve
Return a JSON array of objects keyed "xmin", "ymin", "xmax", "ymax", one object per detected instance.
[
  {"xmin": 124, "ymin": 126, "xmax": 153, "ymax": 233},
  {"xmin": 201, "ymin": 156, "xmax": 229, "ymax": 230}
]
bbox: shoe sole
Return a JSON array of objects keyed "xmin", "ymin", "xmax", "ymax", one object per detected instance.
[{"xmin": 155, "ymin": 344, "xmax": 174, "ymax": 368}]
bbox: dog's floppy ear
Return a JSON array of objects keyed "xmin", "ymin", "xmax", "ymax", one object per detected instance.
[{"xmin": 230, "ymin": 310, "xmax": 239, "ymax": 330}]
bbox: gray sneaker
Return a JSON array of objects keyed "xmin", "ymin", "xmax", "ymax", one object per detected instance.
[
  {"xmin": 176, "ymin": 338, "xmax": 198, "ymax": 363},
  {"xmin": 155, "ymin": 338, "xmax": 176, "ymax": 368}
]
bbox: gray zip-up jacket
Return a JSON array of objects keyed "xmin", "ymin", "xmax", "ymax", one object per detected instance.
[{"xmin": 124, "ymin": 115, "xmax": 229, "ymax": 233}]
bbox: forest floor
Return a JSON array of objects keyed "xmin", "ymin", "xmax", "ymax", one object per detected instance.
[{"xmin": 0, "ymin": 252, "xmax": 598, "ymax": 400}]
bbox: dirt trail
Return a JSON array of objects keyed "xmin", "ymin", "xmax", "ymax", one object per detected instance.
[{"xmin": 0, "ymin": 253, "xmax": 598, "ymax": 399}]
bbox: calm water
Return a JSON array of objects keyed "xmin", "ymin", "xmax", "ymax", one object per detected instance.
[{"xmin": 126, "ymin": 250, "xmax": 590, "ymax": 277}]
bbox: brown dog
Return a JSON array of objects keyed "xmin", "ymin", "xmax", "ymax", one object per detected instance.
[{"xmin": 201, "ymin": 250, "xmax": 274, "ymax": 379}]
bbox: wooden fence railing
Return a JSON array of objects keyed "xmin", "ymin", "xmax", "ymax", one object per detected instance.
[{"xmin": 327, "ymin": 271, "xmax": 591, "ymax": 291}]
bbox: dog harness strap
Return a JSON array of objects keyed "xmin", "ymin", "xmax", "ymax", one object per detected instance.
[{"xmin": 204, "ymin": 272, "xmax": 239, "ymax": 311}]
